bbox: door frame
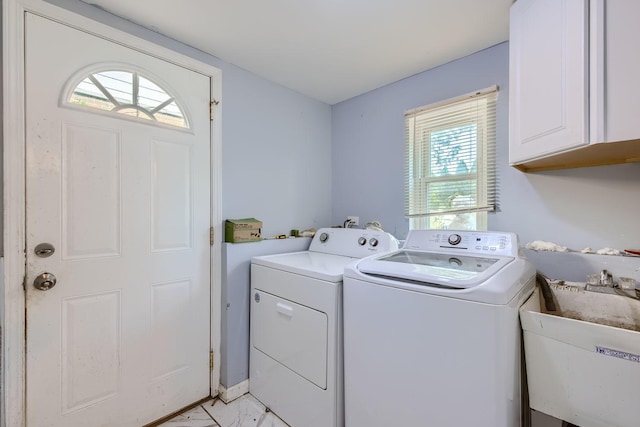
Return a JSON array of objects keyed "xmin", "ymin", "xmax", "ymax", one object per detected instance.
[{"xmin": 2, "ymin": 1, "xmax": 223, "ymax": 426}]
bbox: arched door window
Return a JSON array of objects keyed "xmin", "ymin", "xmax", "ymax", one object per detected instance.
[{"xmin": 67, "ymin": 69, "xmax": 190, "ymax": 128}]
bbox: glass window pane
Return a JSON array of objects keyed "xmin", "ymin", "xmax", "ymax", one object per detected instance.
[
  {"xmin": 427, "ymin": 180, "xmax": 477, "ymax": 213},
  {"xmin": 429, "ymin": 124, "xmax": 477, "ymax": 177},
  {"xmin": 93, "ymin": 71, "xmax": 133, "ymax": 105},
  {"xmin": 69, "ymin": 77, "xmax": 115, "ymax": 110},
  {"xmin": 429, "ymin": 212, "xmax": 478, "ymax": 230},
  {"xmin": 137, "ymin": 76, "xmax": 171, "ymax": 110},
  {"xmin": 155, "ymin": 101, "xmax": 187, "ymax": 128},
  {"xmin": 118, "ymin": 107, "xmax": 153, "ymax": 120}
]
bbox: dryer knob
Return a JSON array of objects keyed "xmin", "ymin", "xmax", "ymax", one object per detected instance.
[
  {"xmin": 254, "ymin": 293, "xmax": 261, "ymax": 303},
  {"xmin": 319, "ymin": 232, "xmax": 329, "ymax": 243}
]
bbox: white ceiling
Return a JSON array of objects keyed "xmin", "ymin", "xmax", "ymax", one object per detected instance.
[{"xmin": 82, "ymin": 0, "xmax": 512, "ymax": 105}]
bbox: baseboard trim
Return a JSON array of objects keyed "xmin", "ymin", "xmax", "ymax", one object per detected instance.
[{"xmin": 218, "ymin": 380, "xmax": 249, "ymax": 403}]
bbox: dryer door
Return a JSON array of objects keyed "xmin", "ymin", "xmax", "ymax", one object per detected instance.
[{"xmin": 252, "ymin": 290, "xmax": 328, "ymax": 389}]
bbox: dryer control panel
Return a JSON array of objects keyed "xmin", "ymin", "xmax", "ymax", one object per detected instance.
[
  {"xmin": 309, "ymin": 227, "xmax": 399, "ymax": 258},
  {"xmin": 403, "ymin": 230, "xmax": 518, "ymax": 257}
]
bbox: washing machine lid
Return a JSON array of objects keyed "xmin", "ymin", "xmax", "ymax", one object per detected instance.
[
  {"xmin": 252, "ymin": 251, "xmax": 354, "ymax": 282},
  {"xmin": 356, "ymin": 249, "xmax": 514, "ymax": 289}
]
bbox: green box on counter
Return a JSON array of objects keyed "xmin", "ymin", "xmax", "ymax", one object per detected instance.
[{"xmin": 225, "ymin": 218, "xmax": 263, "ymax": 243}]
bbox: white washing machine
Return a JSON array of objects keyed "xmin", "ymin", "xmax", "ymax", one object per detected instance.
[
  {"xmin": 343, "ymin": 230, "xmax": 535, "ymax": 427},
  {"xmin": 250, "ymin": 227, "xmax": 398, "ymax": 427}
]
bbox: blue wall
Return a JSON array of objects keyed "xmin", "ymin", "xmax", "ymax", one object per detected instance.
[
  {"xmin": 223, "ymin": 67, "xmax": 332, "ymax": 236},
  {"xmin": 331, "ymin": 42, "xmax": 640, "ymax": 251}
]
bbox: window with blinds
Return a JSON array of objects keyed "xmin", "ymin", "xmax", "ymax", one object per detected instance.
[{"xmin": 404, "ymin": 86, "xmax": 497, "ymax": 231}]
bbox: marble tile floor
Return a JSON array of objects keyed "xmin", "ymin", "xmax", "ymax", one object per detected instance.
[{"xmin": 158, "ymin": 393, "xmax": 289, "ymax": 427}]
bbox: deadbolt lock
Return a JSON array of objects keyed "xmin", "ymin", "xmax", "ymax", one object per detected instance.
[
  {"xmin": 34, "ymin": 243, "xmax": 55, "ymax": 258},
  {"xmin": 33, "ymin": 272, "xmax": 57, "ymax": 291}
]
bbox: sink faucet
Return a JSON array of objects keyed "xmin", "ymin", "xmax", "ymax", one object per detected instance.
[
  {"xmin": 586, "ymin": 270, "xmax": 640, "ymax": 300},
  {"xmin": 599, "ymin": 270, "xmax": 614, "ymax": 287}
]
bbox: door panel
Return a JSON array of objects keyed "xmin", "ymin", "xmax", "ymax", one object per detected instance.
[
  {"xmin": 150, "ymin": 279, "xmax": 192, "ymax": 378},
  {"xmin": 25, "ymin": 13, "xmax": 211, "ymax": 426},
  {"xmin": 62, "ymin": 123, "xmax": 122, "ymax": 259},
  {"xmin": 61, "ymin": 291, "xmax": 121, "ymax": 413},
  {"xmin": 151, "ymin": 139, "xmax": 192, "ymax": 251}
]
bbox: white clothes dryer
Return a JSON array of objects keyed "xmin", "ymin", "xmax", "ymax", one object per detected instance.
[
  {"xmin": 343, "ymin": 230, "xmax": 535, "ymax": 427},
  {"xmin": 250, "ymin": 227, "xmax": 398, "ymax": 427}
]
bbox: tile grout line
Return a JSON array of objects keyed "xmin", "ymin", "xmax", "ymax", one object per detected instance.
[{"xmin": 198, "ymin": 403, "xmax": 221, "ymax": 426}]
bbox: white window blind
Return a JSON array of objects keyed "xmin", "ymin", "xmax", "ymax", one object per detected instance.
[{"xmin": 404, "ymin": 86, "xmax": 498, "ymax": 230}]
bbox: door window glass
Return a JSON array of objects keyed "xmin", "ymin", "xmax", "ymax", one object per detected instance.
[{"xmin": 68, "ymin": 70, "xmax": 189, "ymax": 128}]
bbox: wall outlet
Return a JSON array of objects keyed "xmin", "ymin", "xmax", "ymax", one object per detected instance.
[{"xmin": 347, "ymin": 216, "xmax": 359, "ymax": 226}]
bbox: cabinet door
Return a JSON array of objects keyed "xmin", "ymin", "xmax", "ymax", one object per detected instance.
[
  {"xmin": 603, "ymin": 0, "xmax": 640, "ymax": 143},
  {"xmin": 509, "ymin": 0, "xmax": 589, "ymax": 164}
]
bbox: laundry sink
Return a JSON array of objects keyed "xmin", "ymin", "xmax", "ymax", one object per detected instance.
[
  {"xmin": 544, "ymin": 281, "xmax": 640, "ymax": 331},
  {"xmin": 520, "ymin": 284, "xmax": 640, "ymax": 427}
]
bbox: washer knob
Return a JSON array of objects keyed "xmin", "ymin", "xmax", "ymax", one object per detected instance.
[
  {"xmin": 319, "ymin": 232, "xmax": 329, "ymax": 243},
  {"xmin": 369, "ymin": 238, "xmax": 379, "ymax": 247},
  {"xmin": 448, "ymin": 257, "xmax": 462, "ymax": 266},
  {"xmin": 358, "ymin": 237, "xmax": 367, "ymax": 246},
  {"xmin": 448, "ymin": 233, "xmax": 462, "ymax": 245}
]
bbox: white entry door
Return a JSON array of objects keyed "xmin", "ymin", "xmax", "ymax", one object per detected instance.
[{"xmin": 25, "ymin": 13, "xmax": 212, "ymax": 426}]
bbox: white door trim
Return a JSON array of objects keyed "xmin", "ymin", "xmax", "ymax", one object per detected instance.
[{"xmin": 2, "ymin": 1, "xmax": 223, "ymax": 426}]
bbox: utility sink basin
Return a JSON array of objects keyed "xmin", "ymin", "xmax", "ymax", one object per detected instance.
[
  {"xmin": 547, "ymin": 281, "xmax": 640, "ymax": 332},
  {"xmin": 520, "ymin": 284, "xmax": 640, "ymax": 427}
]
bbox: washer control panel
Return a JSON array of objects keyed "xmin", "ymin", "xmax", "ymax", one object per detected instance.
[
  {"xmin": 403, "ymin": 230, "xmax": 518, "ymax": 257},
  {"xmin": 309, "ymin": 227, "xmax": 399, "ymax": 257}
]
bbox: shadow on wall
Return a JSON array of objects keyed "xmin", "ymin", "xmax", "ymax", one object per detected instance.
[{"xmin": 511, "ymin": 162, "xmax": 640, "ymax": 250}]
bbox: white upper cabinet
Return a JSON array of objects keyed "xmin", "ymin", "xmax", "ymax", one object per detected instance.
[
  {"xmin": 509, "ymin": 0, "xmax": 589, "ymax": 164},
  {"xmin": 603, "ymin": 1, "xmax": 640, "ymax": 143},
  {"xmin": 509, "ymin": 0, "xmax": 640, "ymax": 171}
]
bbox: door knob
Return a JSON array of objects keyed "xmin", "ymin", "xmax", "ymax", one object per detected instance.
[{"xmin": 33, "ymin": 272, "xmax": 57, "ymax": 291}]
